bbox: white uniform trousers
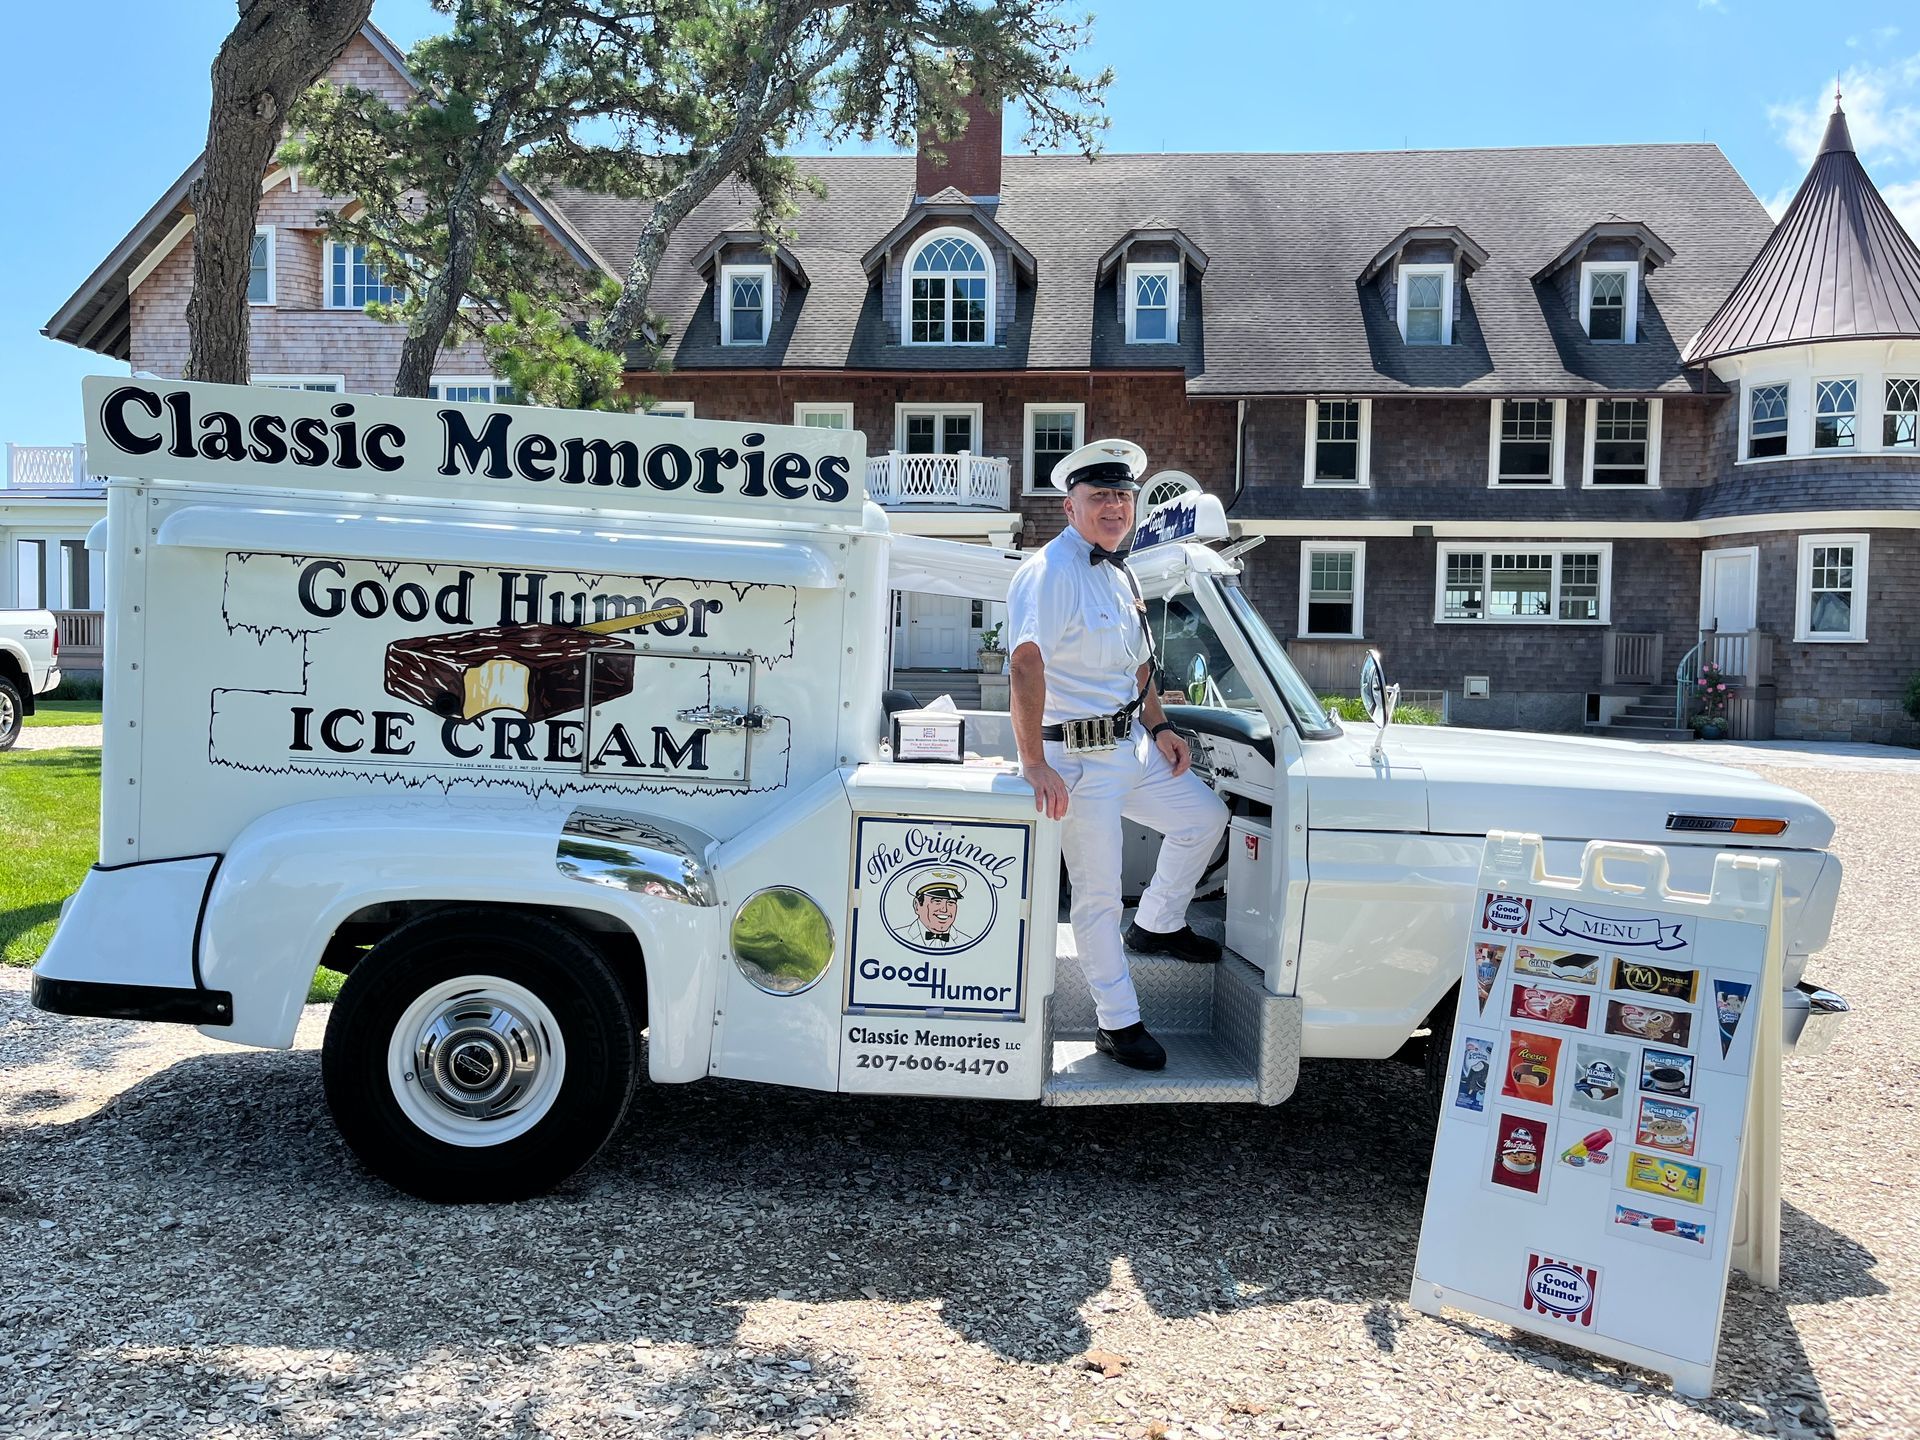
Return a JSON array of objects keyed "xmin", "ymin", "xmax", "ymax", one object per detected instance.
[{"xmin": 1046, "ymin": 727, "xmax": 1229, "ymax": 1031}]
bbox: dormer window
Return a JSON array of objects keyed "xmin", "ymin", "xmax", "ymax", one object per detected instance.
[
  {"xmin": 328, "ymin": 242, "xmax": 403, "ymax": 309},
  {"xmin": 1580, "ymin": 263, "xmax": 1638, "ymax": 342},
  {"xmin": 906, "ymin": 229, "xmax": 991, "ymax": 345},
  {"xmin": 721, "ymin": 263, "xmax": 771, "ymax": 346},
  {"xmin": 1126, "ymin": 263, "xmax": 1180, "ymax": 343},
  {"xmin": 1398, "ymin": 265, "xmax": 1453, "ymax": 345}
]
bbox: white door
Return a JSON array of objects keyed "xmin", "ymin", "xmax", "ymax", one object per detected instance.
[
  {"xmin": 1700, "ymin": 549, "xmax": 1757, "ymax": 633},
  {"xmin": 902, "ymin": 593, "xmax": 971, "ymax": 668}
]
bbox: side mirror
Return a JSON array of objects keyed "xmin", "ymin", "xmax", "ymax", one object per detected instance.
[
  {"xmin": 1359, "ymin": 648, "xmax": 1400, "ymax": 762},
  {"xmin": 1186, "ymin": 653, "xmax": 1209, "ymax": 705}
]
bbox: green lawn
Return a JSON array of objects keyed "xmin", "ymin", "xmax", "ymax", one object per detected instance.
[
  {"xmin": 0, "ymin": 748, "xmax": 101, "ymax": 966},
  {"xmin": 24, "ymin": 699, "xmax": 103, "ymax": 728},
  {"xmin": 0, "ymin": 748, "xmax": 341, "ymax": 1001}
]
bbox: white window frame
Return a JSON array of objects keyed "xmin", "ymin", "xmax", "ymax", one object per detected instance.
[
  {"xmin": 644, "ymin": 401, "xmax": 695, "ymax": 419},
  {"xmin": 1302, "ymin": 398, "xmax": 1372, "ymax": 488},
  {"xmin": 428, "ymin": 376, "xmax": 513, "ymax": 403},
  {"xmin": 1432, "ymin": 544, "xmax": 1614, "ymax": 625},
  {"xmin": 1794, "ymin": 533, "xmax": 1870, "ymax": 643},
  {"xmin": 1298, "ymin": 542, "xmax": 1366, "ymax": 640},
  {"xmin": 1396, "ymin": 263, "xmax": 1453, "ymax": 345},
  {"xmin": 1022, "ymin": 402, "xmax": 1086, "ymax": 494},
  {"xmin": 902, "ymin": 227, "xmax": 995, "ymax": 346},
  {"xmin": 1124, "ymin": 262, "xmax": 1181, "ymax": 344},
  {"xmin": 1582, "ymin": 397, "xmax": 1662, "ymax": 487},
  {"xmin": 1884, "ymin": 377, "xmax": 1920, "ymax": 449},
  {"xmin": 1486, "ymin": 399, "xmax": 1567, "ymax": 487},
  {"xmin": 325, "ymin": 241, "xmax": 403, "ymax": 310},
  {"xmin": 1812, "ymin": 375, "xmax": 1861, "ymax": 451},
  {"xmin": 249, "ymin": 225, "xmax": 276, "ymax": 306},
  {"xmin": 254, "ymin": 374, "xmax": 346, "ymax": 392},
  {"xmin": 720, "ymin": 262, "xmax": 773, "ymax": 347},
  {"xmin": 793, "ymin": 402, "xmax": 855, "ymax": 429},
  {"xmin": 1744, "ymin": 380, "xmax": 1792, "ymax": 461},
  {"xmin": 893, "ymin": 403, "xmax": 985, "ymax": 455},
  {"xmin": 1579, "ymin": 262, "xmax": 1638, "ymax": 343}
]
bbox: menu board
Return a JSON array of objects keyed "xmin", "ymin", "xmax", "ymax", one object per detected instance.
[{"xmin": 1412, "ymin": 833, "xmax": 1784, "ymax": 1398}]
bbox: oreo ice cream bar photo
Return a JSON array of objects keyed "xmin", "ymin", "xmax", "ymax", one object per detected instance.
[{"xmin": 384, "ymin": 624, "xmax": 637, "ymax": 722}]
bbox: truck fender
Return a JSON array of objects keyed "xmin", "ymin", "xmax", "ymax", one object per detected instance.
[{"xmin": 197, "ymin": 797, "xmax": 722, "ymax": 1078}]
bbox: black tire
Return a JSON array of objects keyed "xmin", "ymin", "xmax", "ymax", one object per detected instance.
[
  {"xmin": 0, "ymin": 676, "xmax": 23, "ymax": 750},
  {"xmin": 1419, "ymin": 988, "xmax": 1458, "ymax": 1123},
  {"xmin": 322, "ymin": 908, "xmax": 638, "ymax": 1202}
]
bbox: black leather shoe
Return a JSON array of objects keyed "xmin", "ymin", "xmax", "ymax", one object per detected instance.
[
  {"xmin": 1124, "ymin": 922, "xmax": 1222, "ymax": 965},
  {"xmin": 1095, "ymin": 1022, "xmax": 1167, "ymax": 1071}
]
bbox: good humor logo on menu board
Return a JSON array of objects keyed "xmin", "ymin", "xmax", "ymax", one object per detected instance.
[
  {"xmin": 850, "ymin": 819, "xmax": 1030, "ymax": 1014},
  {"xmin": 1523, "ymin": 1255, "xmax": 1600, "ymax": 1327}
]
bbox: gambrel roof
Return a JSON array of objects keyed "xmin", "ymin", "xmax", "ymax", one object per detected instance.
[{"xmin": 557, "ymin": 142, "xmax": 1771, "ymax": 394}]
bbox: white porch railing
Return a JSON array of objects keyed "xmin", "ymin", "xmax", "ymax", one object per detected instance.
[
  {"xmin": 7, "ymin": 444, "xmax": 94, "ymax": 489},
  {"xmin": 864, "ymin": 451, "xmax": 1012, "ymax": 509}
]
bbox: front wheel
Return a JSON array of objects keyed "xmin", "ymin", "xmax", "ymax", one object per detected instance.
[
  {"xmin": 0, "ymin": 676, "xmax": 23, "ymax": 750},
  {"xmin": 322, "ymin": 908, "xmax": 638, "ymax": 1202}
]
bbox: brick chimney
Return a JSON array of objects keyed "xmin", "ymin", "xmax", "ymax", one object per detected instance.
[{"xmin": 916, "ymin": 91, "xmax": 1003, "ymax": 202}]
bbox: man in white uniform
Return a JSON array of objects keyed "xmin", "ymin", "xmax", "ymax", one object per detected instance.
[{"xmin": 1006, "ymin": 439, "xmax": 1229, "ymax": 1070}]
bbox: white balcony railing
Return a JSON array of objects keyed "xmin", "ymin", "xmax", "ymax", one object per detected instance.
[
  {"xmin": 6, "ymin": 444, "xmax": 95, "ymax": 490},
  {"xmin": 864, "ymin": 451, "xmax": 1012, "ymax": 509}
]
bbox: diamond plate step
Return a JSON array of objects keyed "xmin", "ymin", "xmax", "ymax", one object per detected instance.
[
  {"xmin": 1049, "ymin": 903, "xmax": 1229, "ymax": 1035},
  {"xmin": 1043, "ymin": 1032, "xmax": 1258, "ymax": 1105}
]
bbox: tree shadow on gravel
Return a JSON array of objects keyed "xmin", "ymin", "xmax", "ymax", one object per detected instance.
[{"xmin": 5, "ymin": 1042, "xmax": 1882, "ymax": 1436}]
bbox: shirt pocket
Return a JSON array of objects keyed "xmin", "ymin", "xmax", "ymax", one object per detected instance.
[{"xmin": 1088, "ymin": 604, "xmax": 1143, "ymax": 672}]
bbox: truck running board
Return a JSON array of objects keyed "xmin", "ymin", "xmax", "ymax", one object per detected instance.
[{"xmin": 1042, "ymin": 908, "xmax": 1301, "ymax": 1107}]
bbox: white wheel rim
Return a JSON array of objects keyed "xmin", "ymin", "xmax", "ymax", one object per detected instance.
[{"xmin": 386, "ymin": 976, "xmax": 568, "ymax": 1149}]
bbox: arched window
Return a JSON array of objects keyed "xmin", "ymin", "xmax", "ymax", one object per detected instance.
[{"xmin": 905, "ymin": 229, "xmax": 992, "ymax": 345}]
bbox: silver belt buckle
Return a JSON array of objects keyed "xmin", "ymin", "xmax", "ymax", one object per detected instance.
[{"xmin": 1064, "ymin": 715, "xmax": 1118, "ymax": 755}]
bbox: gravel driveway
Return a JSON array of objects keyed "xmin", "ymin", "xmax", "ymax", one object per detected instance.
[{"xmin": 2, "ymin": 764, "xmax": 1913, "ymax": 1440}]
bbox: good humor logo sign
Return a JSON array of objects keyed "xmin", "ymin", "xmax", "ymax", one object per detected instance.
[{"xmin": 849, "ymin": 819, "xmax": 1030, "ymax": 1015}]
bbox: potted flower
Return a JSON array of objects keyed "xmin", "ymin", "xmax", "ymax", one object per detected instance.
[
  {"xmin": 976, "ymin": 622, "xmax": 1007, "ymax": 674},
  {"xmin": 1691, "ymin": 662, "xmax": 1733, "ymax": 740}
]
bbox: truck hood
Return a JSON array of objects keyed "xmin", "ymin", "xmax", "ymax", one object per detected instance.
[{"xmin": 1366, "ymin": 725, "xmax": 1835, "ymax": 850}]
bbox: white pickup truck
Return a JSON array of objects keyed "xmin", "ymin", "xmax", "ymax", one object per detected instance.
[
  {"xmin": 0, "ymin": 608, "xmax": 61, "ymax": 748},
  {"xmin": 32, "ymin": 378, "xmax": 1849, "ymax": 1201}
]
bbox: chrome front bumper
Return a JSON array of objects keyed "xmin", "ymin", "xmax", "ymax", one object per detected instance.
[{"xmin": 1783, "ymin": 981, "xmax": 1850, "ymax": 1056}]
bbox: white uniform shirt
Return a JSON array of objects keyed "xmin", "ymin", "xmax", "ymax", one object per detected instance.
[{"xmin": 1005, "ymin": 526, "xmax": 1148, "ymax": 727}]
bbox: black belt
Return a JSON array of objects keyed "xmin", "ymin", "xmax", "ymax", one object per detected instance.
[{"xmin": 1041, "ymin": 699, "xmax": 1143, "ymax": 742}]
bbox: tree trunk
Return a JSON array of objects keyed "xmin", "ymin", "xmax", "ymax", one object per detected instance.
[
  {"xmin": 393, "ymin": 115, "xmax": 511, "ymax": 398},
  {"xmin": 186, "ymin": 0, "xmax": 373, "ymax": 384}
]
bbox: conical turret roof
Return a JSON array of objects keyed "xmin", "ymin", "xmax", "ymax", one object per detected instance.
[{"xmin": 1683, "ymin": 98, "xmax": 1920, "ymax": 364}]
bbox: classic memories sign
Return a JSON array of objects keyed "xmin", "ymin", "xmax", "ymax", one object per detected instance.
[{"xmin": 82, "ymin": 377, "xmax": 866, "ymax": 524}]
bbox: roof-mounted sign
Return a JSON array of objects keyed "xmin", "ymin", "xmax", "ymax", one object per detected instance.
[
  {"xmin": 82, "ymin": 377, "xmax": 867, "ymax": 525},
  {"xmin": 1132, "ymin": 491, "xmax": 1229, "ymax": 552}
]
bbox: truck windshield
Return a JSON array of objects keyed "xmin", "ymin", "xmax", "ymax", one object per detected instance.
[
  {"xmin": 1147, "ymin": 578, "xmax": 1338, "ymax": 740},
  {"xmin": 1210, "ymin": 578, "xmax": 1340, "ymax": 739}
]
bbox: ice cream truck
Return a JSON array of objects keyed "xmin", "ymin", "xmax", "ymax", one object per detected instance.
[{"xmin": 31, "ymin": 378, "xmax": 1850, "ymax": 1201}]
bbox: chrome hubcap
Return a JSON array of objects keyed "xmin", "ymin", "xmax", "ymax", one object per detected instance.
[{"xmin": 411, "ymin": 994, "xmax": 548, "ymax": 1123}]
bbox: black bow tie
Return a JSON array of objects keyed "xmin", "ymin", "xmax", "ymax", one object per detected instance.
[
  {"xmin": 1089, "ymin": 544, "xmax": 1131, "ymax": 567},
  {"xmin": 924, "ymin": 930, "xmax": 951, "ymax": 943}
]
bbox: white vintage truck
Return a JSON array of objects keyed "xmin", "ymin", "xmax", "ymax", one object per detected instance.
[
  {"xmin": 33, "ymin": 378, "xmax": 1849, "ymax": 1201},
  {"xmin": 0, "ymin": 607, "xmax": 62, "ymax": 748}
]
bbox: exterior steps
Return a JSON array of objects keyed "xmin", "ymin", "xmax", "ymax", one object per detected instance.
[
  {"xmin": 890, "ymin": 669, "xmax": 986, "ymax": 711},
  {"xmin": 1594, "ymin": 687, "xmax": 1694, "ymax": 742},
  {"xmin": 1042, "ymin": 902, "xmax": 1300, "ymax": 1106}
]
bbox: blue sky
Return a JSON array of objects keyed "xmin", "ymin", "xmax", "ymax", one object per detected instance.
[{"xmin": 5, "ymin": 0, "xmax": 1918, "ymax": 446}]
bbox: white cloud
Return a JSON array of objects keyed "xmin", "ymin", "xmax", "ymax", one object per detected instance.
[
  {"xmin": 1881, "ymin": 179, "xmax": 1920, "ymax": 242},
  {"xmin": 1767, "ymin": 54, "xmax": 1920, "ymax": 169},
  {"xmin": 1698, "ymin": 0, "xmax": 1725, "ymax": 10},
  {"xmin": 1762, "ymin": 185, "xmax": 1797, "ymax": 221}
]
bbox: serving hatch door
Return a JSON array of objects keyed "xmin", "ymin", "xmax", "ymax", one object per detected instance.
[{"xmin": 584, "ymin": 650, "xmax": 760, "ymax": 787}]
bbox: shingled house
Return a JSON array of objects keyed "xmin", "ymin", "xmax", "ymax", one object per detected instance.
[{"xmin": 42, "ymin": 28, "xmax": 1920, "ymax": 741}]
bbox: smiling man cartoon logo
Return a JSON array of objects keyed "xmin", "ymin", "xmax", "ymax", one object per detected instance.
[{"xmin": 911, "ymin": 868, "xmax": 977, "ymax": 946}]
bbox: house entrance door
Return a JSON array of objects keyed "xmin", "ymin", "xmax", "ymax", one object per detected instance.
[
  {"xmin": 901, "ymin": 593, "xmax": 971, "ymax": 669},
  {"xmin": 1700, "ymin": 548, "xmax": 1758, "ymax": 634}
]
